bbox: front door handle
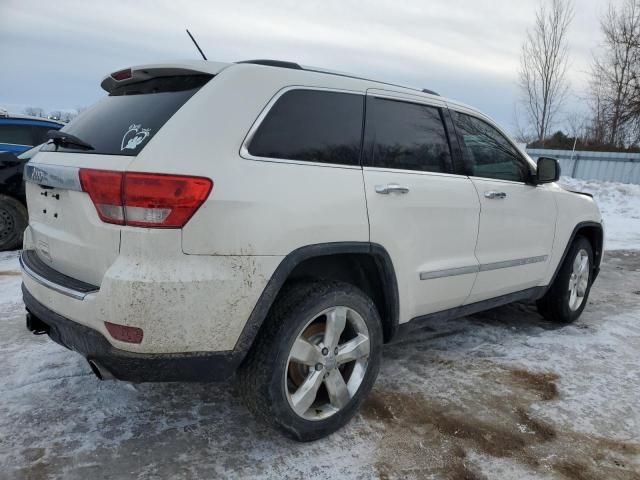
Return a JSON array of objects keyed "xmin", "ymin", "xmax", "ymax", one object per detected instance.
[
  {"xmin": 484, "ymin": 191, "xmax": 507, "ymax": 199},
  {"xmin": 375, "ymin": 183, "xmax": 410, "ymax": 195}
]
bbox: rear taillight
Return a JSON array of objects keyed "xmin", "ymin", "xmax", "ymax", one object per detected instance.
[
  {"xmin": 79, "ymin": 169, "xmax": 212, "ymax": 228},
  {"xmin": 78, "ymin": 170, "xmax": 125, "ymax": 225}
]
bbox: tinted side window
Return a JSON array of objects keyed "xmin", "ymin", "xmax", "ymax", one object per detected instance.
[
  {"xmin": 0, "ymin": 125, "xmax": 34, "ymax": 145},
  {"xmin": 452, "ymin": 112, "xmax": 529, "ymax": 182},
  {"xmin": 32, "ymin": 126, "xmax": 56, "ymax": 145},
  {"xmin": 248, "ymin": 90, "xmax": 364, "ymax": 166},
  {"xmin": 365, "ymin": 97, "xmax": 452, "ymax": 173}
]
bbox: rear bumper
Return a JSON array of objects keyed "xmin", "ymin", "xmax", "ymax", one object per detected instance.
[
  {"xmin": 23, "ymin": 284, "xmax": 242, "ymax": 382},
  {"xmin": 19, "ymin": 235, "xmax": 282, "ymax": 354}
]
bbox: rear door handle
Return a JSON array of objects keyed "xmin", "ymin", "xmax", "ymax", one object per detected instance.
[
  {"xmin": 484, "ymin": 191, "xmax": 507, "ymax": 199},
  {"xmin": 375, "ymin": 183, "xmax": 410, "ymax": 195}
]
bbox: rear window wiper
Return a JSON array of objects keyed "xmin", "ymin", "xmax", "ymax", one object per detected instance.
[{"xmin": 47, "ymin": 130, "xmax": 95, "ymax": 151}]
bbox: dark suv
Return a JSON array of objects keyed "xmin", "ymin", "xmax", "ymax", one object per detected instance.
[{"xmin": 0, "ymin": 112, "xmax": 63, "ymax": 250}]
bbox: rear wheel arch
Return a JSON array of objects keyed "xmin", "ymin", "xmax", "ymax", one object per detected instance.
[{"xmin": 234, "ymin": 242, "xmax": 400, "ymax": 361}]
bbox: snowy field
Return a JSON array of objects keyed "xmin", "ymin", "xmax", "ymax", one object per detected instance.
[
  {"xmin": 1, "ymin": 179, "xmax": 639, "ymax": 479},
  {"xmin": 560, "ymin": 176, "xmax": 640, "ymax": 251}
]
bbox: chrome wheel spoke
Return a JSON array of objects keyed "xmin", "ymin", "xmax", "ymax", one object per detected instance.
[
  {"xmin": 568, "ymin": 249, "xmax": 589, "ymax": 311},
  {"xmin": 290, "ymin": 338, "xmax": 323, "ymax": 366},
  {"xmin": 569, "ymin": 287, "xmax": 577, "ymax": 307},
  {"xmin": 578, "ymin": 277, "xmax": 588, "ymax": 296},
  {"xmin": 336, "ymin": 334, "xmax": 370, "ymax": 365},
  {"xmin": 578, "ymin": 256, "xmax": 588, "ymax": 275},
  {"xmin": 324, "ymin": 369, "xmax": 351, "ymax": 410},
  {"xmin": 290, "ymin": 370, "xmax": 324, "ymax": 416},
  {"xmin": 324, "ymin": 307, "xmax": 347, "ymax": 350}
]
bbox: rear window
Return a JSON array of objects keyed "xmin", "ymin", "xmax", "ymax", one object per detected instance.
[
  {"xmin": 41, "ymin": 75, "xmax": 212, "ymax": 156},
  {"xmin": 247, "ymin": 89, "xmax": 364, "ymax": 166}
]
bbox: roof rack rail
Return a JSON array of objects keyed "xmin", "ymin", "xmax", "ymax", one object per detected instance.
[
  {"xmin": 235, "ymin": 59, "xmax": 442, "ymax": 98},
  {"xmin": 237, "ymin": 59, "xmax": 302, "ymax": 70}
]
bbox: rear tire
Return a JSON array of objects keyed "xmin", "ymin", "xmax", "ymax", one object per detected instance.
[
  {"xmin": 238, "ymin": 280, "xmax": 383, "ymax": 441},
  {"xmin": 0, "ymin": 195, "xmax": 28, "ymax": 252},
  {"xmin": 537, "ymin": 236, "xmax": 594, "ymax": 323}
]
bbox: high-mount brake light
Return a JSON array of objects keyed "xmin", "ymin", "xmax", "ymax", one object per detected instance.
[
  {"xmin": 79, "ymin": 169, "xmax": 212, "ymax": 228},
  {"xmin": 111, "ymin": 68, "xmax": 132, "ymax": 81}
]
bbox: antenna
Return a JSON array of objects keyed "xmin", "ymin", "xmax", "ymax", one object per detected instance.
[{"xmin": 186, "ymin": 29, "xmax": 207, "ymax": 60}]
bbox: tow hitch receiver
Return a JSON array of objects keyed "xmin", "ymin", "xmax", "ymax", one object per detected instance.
[{"xmin": 26, "ymin": 312, "xmax": 49, "ymax": 335}]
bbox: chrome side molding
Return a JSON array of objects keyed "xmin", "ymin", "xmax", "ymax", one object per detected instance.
[
  {"xmin": 479, "ymin": 255, "xmax": 548, "ymax": 272},
  {"xmin": 420, "ymin": 255, "xmax": 549, "ymax": 280},
  {"xmin": 419, "ymin": 265, "xmax": 479, "ymax": 280}
]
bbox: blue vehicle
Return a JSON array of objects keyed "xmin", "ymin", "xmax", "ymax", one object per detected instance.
[{"xmin": 0, "ymin": 111, "xmax": 64, "ymax": 250}]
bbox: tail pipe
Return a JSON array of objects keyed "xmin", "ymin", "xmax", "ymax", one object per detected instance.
[
  {"xmin": 87, "ymin": 360, "xmax": 115, "ymax": 381},
  {"xmin": 26, "ymin": 312, "xmax": 49, "ymax": 335}
]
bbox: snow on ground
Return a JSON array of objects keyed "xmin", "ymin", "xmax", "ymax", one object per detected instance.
[
  {"xmin": 560, "ymin": 176, "xmax": 640, "ymax": 250},
  {"xmin": 1, "ymin": 179, "xmax": 640, "ymax": 479},
  {"xmin": 3, "ymin": 252, "xmax": 639, "ymax": 479}
]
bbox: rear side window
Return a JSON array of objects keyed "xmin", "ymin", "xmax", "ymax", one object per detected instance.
[
  {"xmin": 247, "ymin": 89, "xmax": 364, "ymax": 166},
  {"xmin": 41, "ymin": 75, "xmax": 212, "ymax": 156},
  {"xmin": 364, "ymin": 97, "xmax": 452, "ymax": 173}
]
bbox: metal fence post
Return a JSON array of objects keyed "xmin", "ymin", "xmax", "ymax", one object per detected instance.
[{"xmin": 571, "ymin": 153, "xmax": 580, "ymax": 178}]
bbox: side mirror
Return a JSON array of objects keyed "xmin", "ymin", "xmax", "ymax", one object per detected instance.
[{"xmin": 536, "ymin": 157, "xmax": 560, "ymax": 184}]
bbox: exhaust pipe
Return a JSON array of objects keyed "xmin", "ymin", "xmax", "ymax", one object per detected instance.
[
  {"xmin": 26, "ymin": 312, "xmax": 49, "ymax": 335},
  {"xmin": 87, "ymin": 360, "xmax": 115, "ymax": 381}
]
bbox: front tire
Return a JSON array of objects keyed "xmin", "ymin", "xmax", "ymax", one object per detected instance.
[
  {"xmin": 537, "ymin": 236, "xmax": 594, "ymax": 323},
  {"xmin": 238, "ymin": 280, "xmax": 383, "ymax": 441},
  {"xmin": 0, "ymin": 195, "xmax": 28, "ymax": 252}
]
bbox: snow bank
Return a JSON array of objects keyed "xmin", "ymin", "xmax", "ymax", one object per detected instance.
[{"xmin": 560, "ymin": 176, "xmax": 640, "ymax": 250}]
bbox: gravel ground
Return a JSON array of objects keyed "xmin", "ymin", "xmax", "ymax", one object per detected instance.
[{"xmin": 1, "ymin": 249, "xmax": 639, "ymax": 480}]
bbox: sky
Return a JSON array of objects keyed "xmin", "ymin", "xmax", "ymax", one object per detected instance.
[{"xmin": 0, "ymin": 0, "xmax": 609, "ymax": 135}]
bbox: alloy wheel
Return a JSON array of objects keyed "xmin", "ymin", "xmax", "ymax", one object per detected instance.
[
  {"xmin": 568, "ymin": 248, "xmax": 589, "ymax": 311},
  {"xmin": 284, "ymin": 306, "xmax": 371, "ymax": 421}
]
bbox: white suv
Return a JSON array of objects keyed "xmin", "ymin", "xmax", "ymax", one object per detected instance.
[{"xmin": 20, "ymin": 59, "xmax": 603, "ymax": 441}]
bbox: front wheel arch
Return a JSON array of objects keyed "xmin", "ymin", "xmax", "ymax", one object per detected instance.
[{"xmin": 547, "ymin": 221, "xmax": 603, "ymax": 290}]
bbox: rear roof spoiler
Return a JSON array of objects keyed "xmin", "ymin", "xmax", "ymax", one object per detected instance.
[{"xmin": 100, "ymin": 61, "xmax": 230, "ymax": 93}]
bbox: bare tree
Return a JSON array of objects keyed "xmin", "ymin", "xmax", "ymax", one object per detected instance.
[
  {"xmin": 518, "ymin": 0, "xmax": 574, "ymax": 144},
  {"xmin": 59, "ymin": 111, "xmax": 76, "ymax": 123},
  {"xmin": 566, "ymin": 111, "xmax": 587, "ymax": 141},
  {"xmin": 512, "ymin": 105, "xmax": 536, "ymax": 145},
  {"xmin": 23, "ymin": 106, "xmax": 45, "ymax": 118},
  {"xmin": 591, "ymin": 0, "xmax": 640, "ymax": 147}
]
